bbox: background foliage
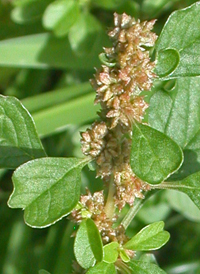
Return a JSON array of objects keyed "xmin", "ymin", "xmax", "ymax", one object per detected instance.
[{"xmin": 1, "ymin": 0, "xmax": 200, "ymax": 273}]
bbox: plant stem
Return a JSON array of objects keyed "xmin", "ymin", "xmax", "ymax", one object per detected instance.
[
  {"xmin": 121, "ymin": 198, "xmax": 144, "ymax": 230},
  {"xmin": 121, "ymin": 190, "xmax": 159, "ymax": 230},
  {"xmin": 104, "ymin": 177, "xmax": 116, "ymax": 220}
]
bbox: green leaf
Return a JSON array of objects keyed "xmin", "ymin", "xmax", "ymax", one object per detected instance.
[
  {"xmin": 68, "ymin": 13, "xmax": 102, "ymax": 55},
  {"xmin": 74, "ymin": 219, "xmax": 103, "ymax": 269},
  {"xmin": 32, "ymin": 93, "xmax": 99, "ymax": 138},
  {"xmin": 141, "ymin": 0, "xmax": 173, "ymax": 17},
  {"xmin": 103, "ymin": 242, "xmax": 119, "ymax": 263},
  {"xmin": 8, "ymin": 157, "xmax": 88, "ymax": 227},
  {"xmin": 21, "ymin": 82, "xmax": 92, "ymax": 114},
  {"xmin": 38, "ymin": 270, "xmax": 51, "ymax": 274},
  {"xmin": 91, "ymin": 0, "xmax": 123, "ymax": 9},
  {"xmin": 119, "ymin": 249, "xmax": 130, "ymax": 263},
  {"xmin": 43, "ymin": 0, "xmax": 79, "ymax": 37},
  {"xmin": 86, "ymin": 262, "xmax": 116, "ymax": 274},
  {"xmin": 11, "ymin": 0, "xmax": 50, "ymax": 24},
  {"xmin": 155, "ymin": 2, "xmax": 200, "ymax": 78},
  {"xmin": 165, "ymin": 190, "xmax": 200, "ymax": 222},
  {"xmin": 149, "ymin": 77, "xmax": 200, "ymax": 179},
  {"xmin": 0, "ymin": 33, "xmax": 108, "ymax": 69},
  {"xmin": 155, "ymin": 49, "xmax": 179, "ymax": 78},
  {"xmin": 131, "ymin": 122, "xmax": 183, "ymax": 184},
  {"xmin": 161, "ymin": 171, "xmax": 200, "ymax": 210},
  {"xmin": 123, "ymin": 221, "xmax": 170, "ymax": 251},
  {"xmin": 128, "ymin": 260, "xmax": 167, "ymax": 274},
  {"xmin": 0, "ymin": 95, "xmax": 46, "ymax": 169}
]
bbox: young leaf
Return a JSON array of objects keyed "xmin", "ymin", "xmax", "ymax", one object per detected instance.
[
  {"xmin": 128, "ymin": 260, "xmax": 167, "ymax": 274},
  {"xmin": 8, "ymin": 157, "xmax": 88, "ymax": 227},
  {"xmin": 0, "ymin": 95, "xmax": 46, "ymax": 169},
  {"xmin": 161, "ymin": 171, "xmax": 200, "ymax": 210},
  {"xmin": 155, "ymin": 2, "xmax": 200, "ymax": 78},
  {"xmin": 155, "ymin": 49, "xmax": 179, "ymax": 78},
  {"xmin": 42, "ymin": 0, "xmax": 79, "ymax": 37},
  {"xmin": 131, "ymin": 122, "xmax": 183, "ymax": 184},
  {"xmin": 103, "ymin": 242, "xmax": 119, "ymax": 263},
  {"xmin": 86, "ymin": 261, "xmax": 116, "ymax": 274},
  {"xmin": 119, "ymin": 249, "xmax": 130, "ymax": 263},
  {"xmin": 74, "ymin": 219, "xmax": 103, "ymax": 269},
  {"xmin": 123, "ymin": 221, "xmax": 170, "ymax": 251}
]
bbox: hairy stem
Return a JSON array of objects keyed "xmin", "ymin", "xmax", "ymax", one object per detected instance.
[
  {"xmin": 121, "ymin": 198, "xmax": 144, "ymax": 230},
  {"xmin": 121, "ymin": 190, "xmax": 159, "ymax": 230},
  {"xmin": 104, "ymin": 177, "xmax": 116, "ymax": 219}
]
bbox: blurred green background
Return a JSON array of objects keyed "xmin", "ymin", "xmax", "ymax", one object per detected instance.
[{"xmin": 0, "ymin": 0, "xmax": 200, "ymax": 273}]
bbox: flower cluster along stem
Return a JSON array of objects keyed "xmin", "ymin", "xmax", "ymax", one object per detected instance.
[{"xmin": 71, "ymin": 13, "xmax": 157, "ymax": 245}]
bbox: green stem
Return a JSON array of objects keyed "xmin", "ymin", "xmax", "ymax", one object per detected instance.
[
  {"xmin": 121, "ymin": 198, "xmax": 144, "ymax": 230},
  {"xmin": 121, "ymin": 190, "xmax": 159, "ymax": 230},
  {"xmin": 104, "ymin": 177, "xmax": 116, "ymax": 220}
]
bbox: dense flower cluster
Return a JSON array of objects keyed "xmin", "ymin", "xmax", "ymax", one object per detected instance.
[
  {"xmin": 71, "ymin": 190, "xmax": 127, "ymax": 245},
  {"xmin": 73, "ymin": 13, "xmax": 157, "ymax": 243}
]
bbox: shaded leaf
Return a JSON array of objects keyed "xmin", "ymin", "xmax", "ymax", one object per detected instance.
[
  {"xmin": 103, "ymin": 242, "xmax": 119, "ymax": 263},
  {"xmin": 128, "ymin": 260, "xmax": 167, "ymax": 274},
  {"xmin": 11, "ymin": 0, "xmax": 50, "ymax": 24},
  {"xmin": 86, "ymin": 262, "xmax": 116, "ymax": 274},
  {"xmin": 91, "ymin": 0, "xmax": 123, "ymax": 9},
  {"xmin": 165, "ymin": 190, "xmax": 200, "ymax": 222},
  {"xmin": 68, "ymin": 13, "xmax": 102, "ymax": 55},
  {"xmin": 155, "ymin": 2, "xmax": 200, "ymax": 78},
  {"xmin": 0, "ymin": 33, "xmax": 109, "ymax": 69},
  {"xmin": 74, "ymin": 219, "xmax": 103, "ymax": 269},
  {"xmin": 123, "ymin": 221, "xmax": 170, "ymax": 251},
  {"xmin": 161, "ymin": 171, "xmax": 200, "ymax": 210},
  {"xmin": 0, "ymin": 95, "xmax": 46, "ymax": 169},
  {"xmin": 165, "ymin": 261, "xmax": 200, "ymax": 274},
  {"xmin": 8, "ymin": 157, "xmax": 88, "ymax": 227},
  {"xmin": 38, "ymin": 270, "xmax": 51, "ymax": 274},
  {"xmin": 131, "ymin": 122, "xmax": 183, "ymax": 184},
  {"xmin": 43, "ymin": 0, "xmax": 79, "ymax": 37}
]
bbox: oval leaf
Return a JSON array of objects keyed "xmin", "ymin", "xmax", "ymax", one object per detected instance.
[
  {"xmin": 131, "ymin": 122, "xmax": 183, "ymax": 184},
  {"xmin": 86, "ymin": 262, "xmax": 116, "ymax": 274},
  {"xmin": 123, "ymin": 221, "xmax": 170, "ymax": 251},
  {"xmin": 103, "ymin": 242, "xmax": 119, "ymax": 263},
  {"xmin": 74, "ymin": 219, "xmax": 103, "ymax": 269},
  {"xmin": 43, "ymin": 0, "xmax": 79, "ymax": 37},
  {"xmin": 128, "ymin": 260, "xmax": 167, "ymax": 274},
  {"xmin": 0, "ymin": 95, "xmax": 46, "ymax": 169},
  {"xmin": 8, "ymin": 157, "xmax": 88, "ymax": 227}
]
